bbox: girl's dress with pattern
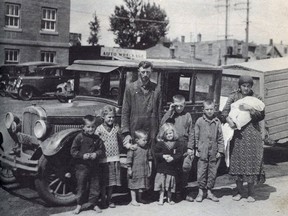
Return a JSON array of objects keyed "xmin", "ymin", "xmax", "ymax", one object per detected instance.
[
  {"xmin": 221, "ymin": 90, "xmax": 265, "ymax": 184},
  {"xmin": 95, "ymin": 124, "xmax": 121, "ymax": 186},
  {"xmin": 126, "ymin": 146, "xmax": 152, "ymax": 190}
]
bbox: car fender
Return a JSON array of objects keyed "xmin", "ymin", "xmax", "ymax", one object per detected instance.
[{"xmin": 40, "ymin": 128, "xmax": 81, "ymax": 156}]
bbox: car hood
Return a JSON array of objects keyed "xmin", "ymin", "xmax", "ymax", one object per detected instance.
[{"xmin": 39, "ymin": 97, "xmax": 119, "ymax": 117}]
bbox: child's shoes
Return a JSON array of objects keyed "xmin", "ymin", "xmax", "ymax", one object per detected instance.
[
  {"xmin": 93, "ymin": 205, "xmax": 102, "ymax": 213},
  {"xmin": 108, "ymin": 202, "xmax": 116, "ymax": 208},
  {"xmin": 232, "ymin": 193, "xmax": 242, "ymax": 201},
  {"xmin": 186, "ymin": 195, "xmax": 194, "ymax": 202},
  {"xmin": 196, "ymin": 189, "xmax": 204, "ymax": 202},
  {"xmin": 130, "ymin": 201, "xmax": 140, "ymax": 206},
  {"xmin": 207, "ymin": 192, "xmax": 219, "ymax": 202}
]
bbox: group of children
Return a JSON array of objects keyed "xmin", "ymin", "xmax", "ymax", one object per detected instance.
[{"xmin": 70, "ymin": 94, "xmax": 224, "ymax": 214}]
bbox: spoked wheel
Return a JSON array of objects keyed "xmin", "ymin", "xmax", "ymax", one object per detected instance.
[
  {"xmin": 18, "ymin": 87, "xmax": 33, "ymax": 101},
  {"xmin": 0, "ymin": 165, "xmax": 16, "ymax": 184},
  {"xmin": 35, "ymin": 156, "xmax": 76, "ymax": 206}
]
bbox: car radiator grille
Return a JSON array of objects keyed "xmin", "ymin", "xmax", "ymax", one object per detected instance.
[
  {"xmin": 52, "ymin": 124, "xmax": 82, "ymax": 133},
  {"xmin": 23, "ymin": 112, "xmax": 40, "ymax": 136}
]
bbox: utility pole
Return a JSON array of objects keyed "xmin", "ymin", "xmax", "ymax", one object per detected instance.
[
  {"xmin": 216, "ymin": 0, "xmax": 230, "ymax": 65},
  {"xmin": 225, "ymin": 0, "xmax": 229, "ymax": 65},
  {"xmin": 235, "ymin": 0, "xmax": 250, "ymax": 61},
  {"xmin": 245, "ymin": 0, "xmax": 250, "ymax": 62}
]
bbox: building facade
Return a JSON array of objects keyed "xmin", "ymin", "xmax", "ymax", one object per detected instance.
[{"xmin": 0, "ymin": 0, "xmax": 70, "ymax": 65}]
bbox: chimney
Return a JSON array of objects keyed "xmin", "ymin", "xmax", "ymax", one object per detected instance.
[
  {"xmin": 181, "ymin": 36, "xmax": 185, "ymax": 43},
  {"xmin": 269, "ymin": 39, "xmax": 273, "ymax": 46},
  {"xmin": 197, "ymin": 33, "xmax": 202, "ymax": 42},
  {"xmin": 169, "ymin": 44, "xmax": 176, "ymax": 59}
]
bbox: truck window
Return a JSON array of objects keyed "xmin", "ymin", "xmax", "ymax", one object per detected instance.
[
  {"xmin": 78, "ymin": 70, "xmax": 120, "ymax": 101},
  {"xmin": 165, "ymin": 72, "xmax": 193, "ymax": 103},
  {"xmin": 195, "ymin": 72, "xmax": 214, "ymax": 102}
]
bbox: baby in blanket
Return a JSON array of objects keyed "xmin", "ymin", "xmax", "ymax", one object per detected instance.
[{"xmin": 222, "ymin": 96, "xmax": 265, "ymax": 166}]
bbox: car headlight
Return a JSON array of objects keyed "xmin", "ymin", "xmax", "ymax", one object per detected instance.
[
  {"xmin": 34, "ymin": 120, "xmax": 47, "ymax": 139},
  {"xmin": 5, "ymin": 112, "xmax": 21, "ymax": 132},
  {"xmin": 5, "ymin": 112, "xmax": 14, "ymax": 129}
]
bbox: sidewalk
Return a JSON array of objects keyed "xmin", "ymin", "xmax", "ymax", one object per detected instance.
[{"xmin": 51, "ymin": 175, "xmax": 288, "ymax": 216}]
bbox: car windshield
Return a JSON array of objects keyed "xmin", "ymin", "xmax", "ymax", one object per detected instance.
[{"xmin": 77, "ymin": 70, "xmax": 120, "ymax": 101}]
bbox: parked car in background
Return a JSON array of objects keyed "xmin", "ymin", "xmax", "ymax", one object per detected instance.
[
  {"xmin": 1, "ymin": 62, "xmax": 56, "ymax": 98},
  {"xmin": 0, "ymin": 64, "xmax": 17, "ymax": 96},
  {"xmin": 8, "ymin": 65, "xmax": 75, "ymax": 101},
  {"xmin": 0, "ymin": 59, "xmax": 222, "ymax": 205}
]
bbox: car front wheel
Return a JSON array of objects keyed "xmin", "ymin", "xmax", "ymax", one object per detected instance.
[
  {"xmin": 0, "ymin": 165, "xmax": 16, "ymax": 184},
  {"xmin": 18, "ymin": 87, "xmax": 33, "ymax": 101},
  {"xmin": 35, "ymin": 156, "xmax": 77, "ymax": 206}
]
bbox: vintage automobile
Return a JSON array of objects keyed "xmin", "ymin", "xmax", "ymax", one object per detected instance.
[
  {"xmin": 0, "ymin": 64, "xmax": 17, "ymax": 96},
  {"xmin": 0, "ymin": 59, "xmax": 222, "ymax": 205},
  {"xmin": 1, "ymin": 62, "xmax": 56, "ymax": 98},
  {"xmin": 8, "ymin": 65, "xmax": 75, "ymax": 101}
]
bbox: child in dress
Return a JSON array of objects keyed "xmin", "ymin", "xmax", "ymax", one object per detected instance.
[
  {"xmin": 126, "ymin": 130, "xmax": 152, "ymax": 206},
  {"xmin": 160, "ymin": 94, "xmax": 194, "ymax": 201},
  {"xmin": 154, "ymin": 123, "xmax": 183, "ymax": 205},
  {"xmin": 70, "ymin": 115, "xmax": 104, "ymax": 214},
  {"xmin": 188, "ymin": 100, "xmax": 224, "ymax": 202},
  {"xmin": 95, "ymin": 105, "xmax": 122, "ymax": 208}
]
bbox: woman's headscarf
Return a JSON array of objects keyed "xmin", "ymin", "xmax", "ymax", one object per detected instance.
[{"xmin": 238, "ymin": 75, "xmax": 253, "ymax": 87}]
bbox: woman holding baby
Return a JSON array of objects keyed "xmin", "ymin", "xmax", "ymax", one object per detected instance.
[{"xmin": 221, "ymin": 75, "xmax": 265, "ymax": 202}]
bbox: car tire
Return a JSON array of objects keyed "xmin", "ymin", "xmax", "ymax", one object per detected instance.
[
  {"xmin": 18, "ymin": 87, "xmax": 33, "ymax": 101},
  {"xmin": 0, "ymin": 83, "xmax": 6, "ymax": 97},
  {"xmin": 0, "ymin": 165, "xmax": 16, "ymax": 184},
  {"xmin": 35, "ymin": 155, "xmax": 77, "ymax": 206}
]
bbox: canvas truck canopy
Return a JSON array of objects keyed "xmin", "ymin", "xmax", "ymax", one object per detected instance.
[{"xmin": 67, "ymin": 59, "xmax": 222, "ymax": 73}]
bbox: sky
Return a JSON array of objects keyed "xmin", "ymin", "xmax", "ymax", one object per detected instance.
[{"xmin": 70, "ymin": 0, "xmax": 288, "ymax": 47}]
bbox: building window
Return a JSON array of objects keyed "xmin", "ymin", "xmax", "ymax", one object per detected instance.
[
  {"xmin": 5, "ymin": 49, "xmax": 19, "ymax": 64},
  {"xmin": 41, "ymin": 8, "xmax": 57, "ymax": 31},
  {"xmin": 41, "ymin": 51, "xmax": 55, "ymax": 62},
  {"xmin": 208, "ymin": 44, "xmax": 213, "ymax": 55},
  {"xmin": 5, "ymin": 3, "xmax": 20, "ymax": 28}
]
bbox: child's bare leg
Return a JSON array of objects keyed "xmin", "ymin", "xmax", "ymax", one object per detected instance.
[
  {"xmin": 73, "ymin": 205, "xmax": 81, "ymax": 214},
  {"xmin": 130, "ymin": 189, "xmax": 140, "ymax": 206},
  {"xmin": 167, "ymin": 190, "xmax": 175, "ymax": 205},
  {"xmin": 158, "ymin": 190, "xmax": 164, "ymax": 205},
  {"xmin": 107, "ymin": 186, "xmax": 115, "ymax": 208}
]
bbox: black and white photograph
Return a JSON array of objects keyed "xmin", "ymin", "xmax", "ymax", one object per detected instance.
[{"xmin": 1, "ymin": 0, "xmax": 288, "ymax": 215}]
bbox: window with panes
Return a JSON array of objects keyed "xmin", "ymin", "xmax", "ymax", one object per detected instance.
[
  {"xmin": 5, "ymin": 49, "xmax": 19, "ymax": 64},
  {"xmin": 41, "ymin": 51, "xmax": 55, "ymax": 63},
  {"xmin": 5, "ymin": 3, "xmax": 20, "ymax": 28},
  {"xmin": 41, "ymin": 8, "xmax": 57, "ymax": 31}
]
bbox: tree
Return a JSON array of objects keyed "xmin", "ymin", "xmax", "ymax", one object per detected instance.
[
  {"xmin": 88, "ymin": 12, "xmax": 100, "ymax": 46},
  {"xmin": 110, "ymin": 0, "xmax": 169, "ymax": 49}
]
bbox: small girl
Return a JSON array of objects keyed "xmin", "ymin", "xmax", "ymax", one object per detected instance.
[
  {"xmin": 154, "ymin": 123, "xmax": 183, "ymax": 205},
  {"xmin": 126, "ymin": 130, "xmax": 152, "ymax": 206},
  {"xmin": 95, "ymin": 105, "xmax": 122, "ymax": 208}
]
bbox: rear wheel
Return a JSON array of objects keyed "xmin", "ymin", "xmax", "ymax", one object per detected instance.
[
  {"xmin": 0, "ymin": 83, "xmax": 6, "ymax": 97},
  {"xmin": 18, "ymin": 87, "xmax": 33, "ymax": 101},
  {"xmin": 0, "ymin": 165, "xmax": 16, "ymax": 184},
  {"xmin": 35, "ymin": 156, "xmax": 76, "ymax": 206}
]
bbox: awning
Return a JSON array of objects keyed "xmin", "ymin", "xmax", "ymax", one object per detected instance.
[{"xmin": 66, "ymin": 64, "xmax": 119, "ymax": 73}]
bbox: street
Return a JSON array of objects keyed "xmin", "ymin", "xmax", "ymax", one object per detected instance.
[{"xmin": 0, "ymin": 96, "xmax": 288, "ymax": 216}]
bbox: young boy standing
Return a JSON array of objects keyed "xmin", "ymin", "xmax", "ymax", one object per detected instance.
[
  {"xmin": 70, "ymin": 115, "xmax": 104, "ymax": 214},
  {"xmin": 160, "ymin": 95, "xmax": 194, "ymax": 200},
  {"xmin": 188, "ymin": 100, "xmax": 224, "ymax": 202}
]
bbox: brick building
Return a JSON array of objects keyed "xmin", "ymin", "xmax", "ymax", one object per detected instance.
[{"xmin": 0, "ymin": 0, "xmax": 70, "ymax": 65}]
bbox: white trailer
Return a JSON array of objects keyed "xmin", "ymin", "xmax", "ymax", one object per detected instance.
[{"xmin": 222, "ymin": 57, "xmax": 288, "ymax": 142}]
